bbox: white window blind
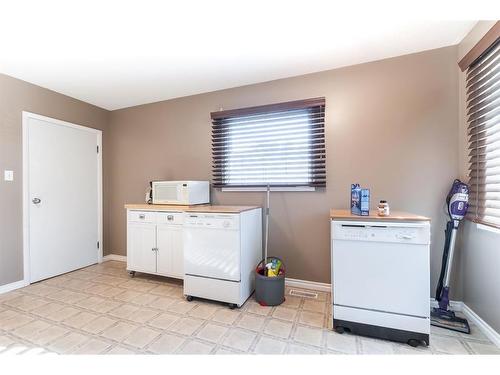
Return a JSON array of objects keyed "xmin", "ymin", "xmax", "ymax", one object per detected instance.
[
  {"xmin": 210, "ymin": 98, "xmax": 326, "ymax": 188},
  {"xmin": 467, "ymin": 41, "xmax": 500, "ymax": 228}
]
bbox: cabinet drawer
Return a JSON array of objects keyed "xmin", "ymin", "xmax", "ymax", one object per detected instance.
[
  {"xmin": 128, "ymin": 210, "xmax": 157, "ymax": 223},
  {"xmin": 157, "ymin": 212, "xmax": 184, "ymax": 225}
]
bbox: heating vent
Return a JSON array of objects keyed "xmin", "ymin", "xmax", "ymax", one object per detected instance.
[{"xmin": 289, "ymin": 289, "xmax": 318, "ymax": 299}]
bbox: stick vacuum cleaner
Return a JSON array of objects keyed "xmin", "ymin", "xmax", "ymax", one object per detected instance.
[{"xmin": 430, "ymin": 179, "xmax": 470, "ymax": 334}]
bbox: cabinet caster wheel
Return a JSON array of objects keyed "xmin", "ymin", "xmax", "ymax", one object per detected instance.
[
  {"xmin": 228, "ymin": 303, "xmax": 237, "ymax": 310},
  {"xmin": 407, "ymin": 339, "xmax": 420, "ymax": 348},
  {"xmin": 128, "ymin": 271, "xmax": 136, "ymax": 278},
  {"xmin": 186, "ymin": 295, "xmax": 194, "ymax": 302},
  {"xmin": 334, "ymin": 326, "xmax": 345, "ymax": 334}
]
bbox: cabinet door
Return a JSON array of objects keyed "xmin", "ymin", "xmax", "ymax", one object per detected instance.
[
  {"xmin": 170, "ymin": 226, "xmax": 184, "ymax": 278},
  {"xmin": 127, "ymin": 223, "xmax": 157, "ymax": 273},
  {"xmin": 157, "ymin": 225, "xmax": 184, "ymax": 278}
]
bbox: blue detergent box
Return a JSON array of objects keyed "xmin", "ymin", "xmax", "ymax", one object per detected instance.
[{"xmin": 351, "ymin": 183, "xmax": 370, "ymax": 216}]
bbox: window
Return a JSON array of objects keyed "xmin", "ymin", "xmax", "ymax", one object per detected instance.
[
  {"xmin": 467, "ymin": 41, "xmax": 500, "ymax": 228},
  {"xmin": 210, "ymin": 98, "xmax": 326, "ymax": 189}
]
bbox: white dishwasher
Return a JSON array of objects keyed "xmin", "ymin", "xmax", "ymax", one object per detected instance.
[
  {"xmin": 331, "ymin": 215, "xmax": 431, "ymax": 347},
  {"xmin": 183, "ymin": 208, "xmax": 262, "ymax": 308}
]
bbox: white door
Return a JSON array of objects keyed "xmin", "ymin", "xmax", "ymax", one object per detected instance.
[
  {"xmin": 157, "ymin": 225, "xmax": 183, "ymax": 278},
  {"xmin": 127, "ymin": 223, "xmax": 157, "ymax": 274},
  {"xmin": 25, "ymin": 113, "xmax": 101, "ymax": 282}
]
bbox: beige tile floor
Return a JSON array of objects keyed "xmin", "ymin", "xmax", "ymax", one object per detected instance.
[{"xmin": 0, "ymin": 260, "xmax": 498, "ymax": 355}]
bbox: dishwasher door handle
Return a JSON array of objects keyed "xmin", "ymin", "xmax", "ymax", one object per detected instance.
[{"xmin": 399, "ymin": 234, "xmax": 415, "ymax": 240}]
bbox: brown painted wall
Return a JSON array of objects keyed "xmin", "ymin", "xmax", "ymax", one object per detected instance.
[
  {"xmin": 0, "ymin": 73, "xmax": 109, "ymax": 286},
  {"xmin": 107, "ymin": 46, "xmax": 460, "ymax": 293}
]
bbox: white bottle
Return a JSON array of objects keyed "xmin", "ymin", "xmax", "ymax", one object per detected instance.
[{"xmin": 377, "ymin": 200, "xmax": 390, "ymax": 216}]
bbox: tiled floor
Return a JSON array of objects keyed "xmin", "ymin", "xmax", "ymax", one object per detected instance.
[{"xmin": 0, "ymin": 260, "xmax": 498, "ymax": 355}]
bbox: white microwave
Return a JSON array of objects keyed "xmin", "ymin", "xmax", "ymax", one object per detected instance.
[{"xmin": 150, "ymin": 181, "xmax": 210, "ymax": 205}]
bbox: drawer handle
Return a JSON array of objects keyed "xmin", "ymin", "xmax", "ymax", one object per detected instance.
[
  {"xmin": 167, "ymin": 215, "xmax": 174, "ymax": 221},
  {"xmin": 139, "ymin": 214, "xmax": 145, "ymax": 219}
]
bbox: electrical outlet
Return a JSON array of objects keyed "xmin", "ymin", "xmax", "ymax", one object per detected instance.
[{"xmin": 4, "ymin": 170, "xmax": 14, "ymax": 181}]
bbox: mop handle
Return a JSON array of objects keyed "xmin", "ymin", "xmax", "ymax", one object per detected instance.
[{"xmin": 264, "ymin": 184, "xmax": 270, "ymax": 267}]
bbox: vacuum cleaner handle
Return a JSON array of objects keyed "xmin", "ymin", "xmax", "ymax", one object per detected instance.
[{"xmin": 435, "ymin": 220, "xmax": 453, "ymax": 301}]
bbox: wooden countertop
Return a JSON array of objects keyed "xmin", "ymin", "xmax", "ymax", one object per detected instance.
[
  {"xmin": 124, "ymin": 203, "xmax": 261, "ymax": 214},
  {"xmin": 330, "ymin": 209, "xmax": 430, "ymax": 221},
  {"xmin": 185, "ymin": 205, "xmax": 261, "ymax": 214},
  {"xmin": 124, "ymin": 204, "xmax": 201, "ymax": 212}
]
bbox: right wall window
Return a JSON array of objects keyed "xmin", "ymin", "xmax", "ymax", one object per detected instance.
[{"xmin": 467, "ymin": 41, "xmax": 500, "ymax": 228}]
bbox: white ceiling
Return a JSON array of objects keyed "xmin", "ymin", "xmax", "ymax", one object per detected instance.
[{"xmin": 0, "ymin": 1, "xmax": 478, "ymax": 110}]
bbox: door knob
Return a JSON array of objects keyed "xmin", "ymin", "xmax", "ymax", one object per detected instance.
[{"xmin": 32, "ymin": 198, "xmax": 41, "ymax": 204}]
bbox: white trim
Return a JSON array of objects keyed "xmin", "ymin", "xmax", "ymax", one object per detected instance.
[
  {"xmin": 102, "ymin": 254, "xmax": 127, "ymax": 262},
  {"xmin": 50, "ymin": 248, "xmax": 500, "ymax": 348},
  {"xmin": 462, "ymin": 303, "xmax": 500, "ymax": 347},
  {"xmin": 95, "ymin": 256, "xmax": 332, "ymax": 294},
  {"xmin": 23, "ymin": 112, "xmax": 103, "ymax": 134},
  {"xmin": 430, "ymin": 298, "xmax": 500, "ymax": 348},
  {"xmin": 0, "ymin": 279, "xmax": 29, "ymax": 295},
  {"xmin": 476, "ymin": 222, "xmax": 500, "ymax": 234},
  {"xmin": 285, "ymin": 277, "xmax": 331, "ymax": 292},
  {"xmin": 22, "ymin": 111, "xmax": 103, "ymax": 284},
  {"xmin": 430, "ymin": 298, "xmax": 464, "ymax": 312},
  {"xmin": 96, "ymin": 130, "xmax": 103, "ymax": 263},
  {"xmin": 22, "ymin": 114, "xmax": 30, "ymax": 286}
]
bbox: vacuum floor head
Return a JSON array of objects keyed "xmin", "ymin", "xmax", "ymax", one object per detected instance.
[{"xmin": 431, "ymin": 308, "xmax": 470, "ymax": 334}]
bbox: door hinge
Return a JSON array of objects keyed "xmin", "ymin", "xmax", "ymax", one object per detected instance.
[
  {"xmin": 97, "ymin": 145, "xmax": 99, "ymax": 153},
  {"xmin": 97, "ymin": 241, "xmax": 100, "ymax": 249}
]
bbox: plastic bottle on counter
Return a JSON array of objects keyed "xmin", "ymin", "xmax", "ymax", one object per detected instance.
[{"xmin": 377, "ymin": 200, "xmax": 390, "ymax": 216}]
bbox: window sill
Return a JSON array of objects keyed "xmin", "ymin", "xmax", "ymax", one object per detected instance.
[
  {"xmin": 221, "ymin": 187, "xmax": 316, "ymax": 192},
  {"xmin": 476, "ymin": 223, "xmax": 500, "ymax": 235}
]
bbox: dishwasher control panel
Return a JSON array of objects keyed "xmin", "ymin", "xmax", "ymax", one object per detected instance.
[
  {"xmin": 331, "ymin": 221, "xmax": 430, "ymax": 245},
  {"xmin": 184, "ymin": 213, "xmax": 240, "ymax": 230}
]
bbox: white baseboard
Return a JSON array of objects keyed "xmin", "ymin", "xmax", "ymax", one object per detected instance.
[
  {"xmin": 285, "ymin": 277, "xmax": 331, "ymax": 293},
  {"xmin": 462, "ymin": 303, "xmax": 500, "ymax": 347},
  {"xmin": 430, "ymin": 297, "xmax": 500, "ymax": 348},
  {"xmin": 430, "ymin": 298, "xmax": 464, "ymax": 312},
  {"xmin": 95, "ymin": 256, "xmax": 500, "ymax": 347},
  {"xmin": 102, "ymin": 254, "xmax": 127, "ymax": 262},
  {"xmin": 102, "ymin": 254, "xmax": 332, "ymax": 293},
  {"xmin": 4, "ymin": 257, "xmax": 499, "ymax": 347},
  {"xmin": 0, "ymin": 279, "xmax": 29, "ymax": 295}
]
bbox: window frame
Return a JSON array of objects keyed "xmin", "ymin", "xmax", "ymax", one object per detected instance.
[
  {"xmin": 465, "ymin": 39, "xmax": 500, "ymax": 229},
  {"xmin": 210, "ymin": 98, "xmax": 326, "ymax": 191}
]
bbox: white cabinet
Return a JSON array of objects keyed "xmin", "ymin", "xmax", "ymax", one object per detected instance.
[
  {"xmin": 127, "ymin": 223, "xmax": 157, "ymax": 274},
  {"xmin": 127, "ymin": 210, "xmax": 184, "ymax": 279},
  {"xmin": 157, "ymin": 225, "xmax": 183, "ymax": 278}
]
